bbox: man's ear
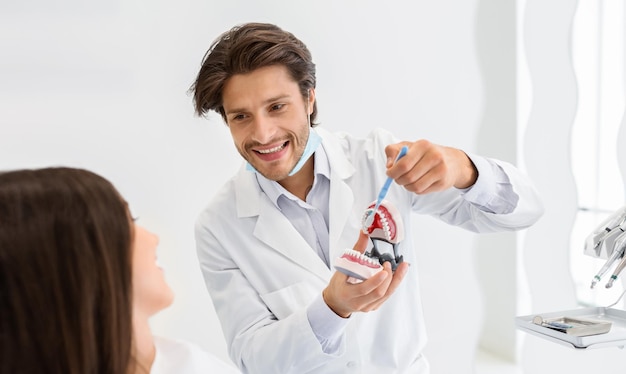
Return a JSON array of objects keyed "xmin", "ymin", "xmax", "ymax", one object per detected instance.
[{"xmin": 307, "ymin": 88, "xmax": 316, "ymax": 115}]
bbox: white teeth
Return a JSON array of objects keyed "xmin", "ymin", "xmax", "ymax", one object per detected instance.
[
  {"xmin": 257, "ymin": 143, "xmax": 285, "ymax": 154},
  {"xmin": 344, "ymin": 249, "xmax": 379, "ymax": 266},
  {"xmin": 380, "ymin": 215, "xmax": 392, "ymax": 240}
]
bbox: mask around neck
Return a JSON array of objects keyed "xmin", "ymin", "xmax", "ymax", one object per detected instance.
[{"xmin": 245, "ymin": 127, "xmax": 322, "ymax": 177}]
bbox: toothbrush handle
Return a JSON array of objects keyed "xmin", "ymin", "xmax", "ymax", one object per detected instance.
[
  {"xmin": 376, "ymin": 177, "xmax": 394, "ymax": 203},
  {"xmin": 373, "ymin": 146, "xmax": 409, "ymax": 210}
]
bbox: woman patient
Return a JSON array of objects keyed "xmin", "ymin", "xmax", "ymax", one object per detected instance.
[{"xmin": 0, "ymin": 167, "xmax": 239, "ymax": 374}]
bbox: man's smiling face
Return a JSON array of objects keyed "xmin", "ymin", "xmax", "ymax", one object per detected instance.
[{"xmin": 222, "ymin": 64, "xmax": 314, "ymax": 182}]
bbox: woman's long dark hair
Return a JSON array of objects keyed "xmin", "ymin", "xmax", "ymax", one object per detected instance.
[{"xmin": 0, "ymin": 167, "xmax": 133, "ymax": 374}]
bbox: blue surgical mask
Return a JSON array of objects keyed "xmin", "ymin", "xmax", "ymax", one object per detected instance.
[{"xmin": 246, "ymin": 127, "xmax": 322, "ymax": 176}]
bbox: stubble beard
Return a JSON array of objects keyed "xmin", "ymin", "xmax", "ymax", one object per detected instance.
[{"xmin": 240, "ymin": 126, "xmax": 310, "ymax": 182}]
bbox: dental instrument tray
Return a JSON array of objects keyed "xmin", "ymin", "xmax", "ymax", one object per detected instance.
[{"xmin": 516, "ymin": 307, "xmax": 626, "ymax": 349}]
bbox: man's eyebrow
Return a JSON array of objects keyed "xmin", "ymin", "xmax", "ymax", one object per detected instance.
[
  {"xmin": 263, "ymin": 95, "xmax": 290, "ymax": 105},
  {"xmin": 225, "ymin": 95, "xmax": 292, "ymax": 115}
]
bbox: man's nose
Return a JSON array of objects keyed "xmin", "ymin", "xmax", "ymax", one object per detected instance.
[{"xmin": 250, "ymin": 115, "xmax": 277, "ymax": 144}]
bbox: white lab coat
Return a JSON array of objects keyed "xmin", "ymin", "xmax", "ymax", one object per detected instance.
[{"xmin": 195, "ymin": 127, "xmax": 543, "ymax": 374}]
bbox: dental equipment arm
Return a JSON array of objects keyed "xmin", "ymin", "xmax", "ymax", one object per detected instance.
[{"xmin": 584, "ymin": 205, "xmax": 626, "ymax": 259}]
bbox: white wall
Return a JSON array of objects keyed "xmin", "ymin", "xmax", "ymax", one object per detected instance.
[{"xmin": 3, "ymin": 1, "xmax": 608, "ymax": 373}]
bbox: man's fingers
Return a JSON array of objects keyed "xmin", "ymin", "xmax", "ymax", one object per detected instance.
[
  {"xmin": 379, "ymin": 262, "xmax": 409, "ymax": 298},
  {"xmin": 361, "ymin": 262, "xmax": 410, "ymax": 311},
  {"xmin": 385, "ymin": 142, "xmax": 412, "ymax": 168},
  {"xmin": 352, "ymin": 230, "xmax": 370, "ymax": 254},
  {"xmin": 349, "ymin": 262, "xmax": 392, "ymax": 298}
]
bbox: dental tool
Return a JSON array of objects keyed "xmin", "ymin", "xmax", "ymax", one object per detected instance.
[
  {"xmin": 590, "ymin": 231, "xmax": 626, "ymax": 288},
  {"xmin": 363, "ymin": 146, "xmax": 409, "ymax": 228},
  {"xmin": 605, "ymin": 255, "xmax": 626, "ymax": 288},
  {"xmin": 532, "ymin": 316, "xmax": 574, "ymax": 330},
  {"xmin": 605, "ymin": 234, "xmax": 626, "ymax": 288}
]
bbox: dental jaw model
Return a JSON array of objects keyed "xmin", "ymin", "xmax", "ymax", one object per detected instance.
[
  {"xmin": 361, "ymin": 199, "xmax": 405, "ymax": 271},
  {"xmin": 333, "ymin": 199, "xmax": 405, "ymax": 283},
  {"xmin": 333, "ymin": 146, "xmax": 408, "ymax": 283}
]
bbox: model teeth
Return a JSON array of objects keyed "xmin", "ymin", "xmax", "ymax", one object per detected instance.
[
  {"xmin": 380, "ymin": 215, "xmax": 392, "ymax": 240},
  {"xmin": 342, "ymin": 249, "xmax": 380, "ymax": 266},
  {"xmin": 257, "ymin": 143, "xmax": 285, "ymax": 154}
]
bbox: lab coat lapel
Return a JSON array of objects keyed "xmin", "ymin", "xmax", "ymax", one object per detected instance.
[
  {"xmin": 235, "ymin": 167, "xmax": 331, "ymax": 282},
  {"xmin": 328, "ymin": 176, "xmax": 354, "ymax": 259},
  {"xmin": 317, "ymin": 128, "xmax": 357, "ymax": 260}
]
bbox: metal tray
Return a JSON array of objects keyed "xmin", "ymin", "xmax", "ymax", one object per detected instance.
[{"xmin": 516, "ymin": 307, "xmax": 626, "ymax": 349}]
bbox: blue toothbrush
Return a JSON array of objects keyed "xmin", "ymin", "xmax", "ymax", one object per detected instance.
[{"xmin": 363, "ymin": 146, "xmax": 409, "ymax": 227}]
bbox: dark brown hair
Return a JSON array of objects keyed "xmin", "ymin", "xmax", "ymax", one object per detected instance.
[
  {"xmin": 0, "ymin": 167, "xmax": 133, "ymax": 374},
  {"xmin": 190, "ymin": 22, "xmax": 318, "ymax": 125}
]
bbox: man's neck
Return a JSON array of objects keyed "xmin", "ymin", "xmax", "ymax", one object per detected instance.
[{"xmin": 278, "ymin": 157, "xmax": 315, "ymax": 201}]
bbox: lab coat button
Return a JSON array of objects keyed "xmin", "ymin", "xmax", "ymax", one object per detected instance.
[{"xmin": 346, "ymin": 361, "xmax": 358, "ymax": 368}]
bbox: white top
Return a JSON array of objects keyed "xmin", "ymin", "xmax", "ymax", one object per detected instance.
[{"xmin": 151, "ymin": 336, "xmax": 240, "ymax": 374}]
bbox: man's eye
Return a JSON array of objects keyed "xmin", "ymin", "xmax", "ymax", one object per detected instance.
[
  {"xmin": 232, "ymin": 114, "xmax": 246, "ymax": 121},
  {"xmin": 270, "ymin": 103, "xmax": 284, "ymax": 111}
]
